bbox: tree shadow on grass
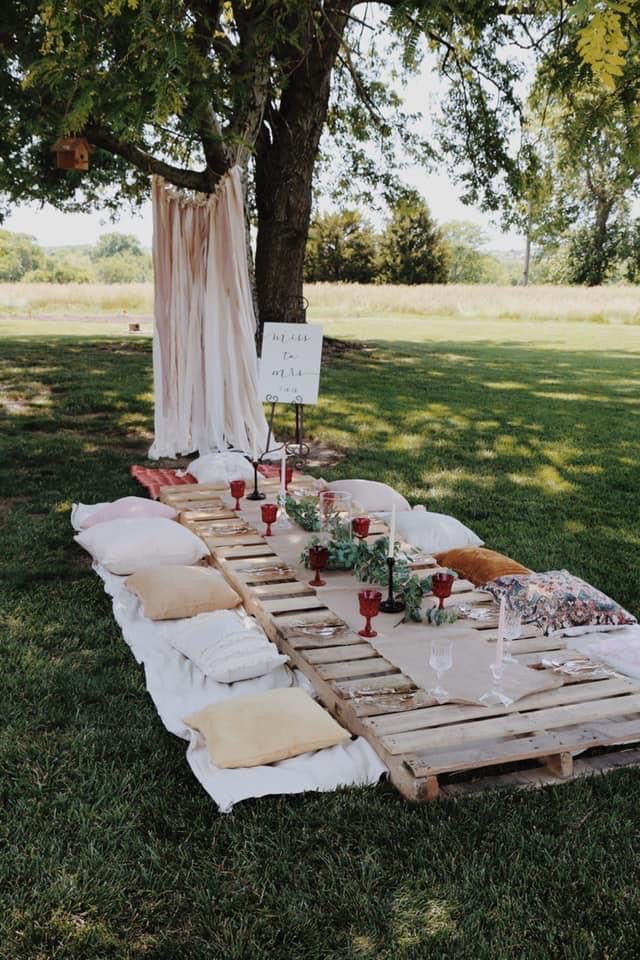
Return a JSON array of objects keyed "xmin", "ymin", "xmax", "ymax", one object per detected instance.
[
  {"xmin": 309, "ymin": 338, "xmax": 640, "ymax": 614},
  {"xmin": 3, "ymin": 336, "xmax": 640, "ymax": 958},
  {"xmin": 2, "ymin": 332, "xmax": 639, "ymax": 611}
]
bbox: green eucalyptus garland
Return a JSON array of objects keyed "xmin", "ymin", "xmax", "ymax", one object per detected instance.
[
  {"xmin": 285, "ymin": 494, "xmax": 321, "ymax": 531},
  {"xmin": 300, "ymin": 532, "xmax": 459, "ymax": 624}
]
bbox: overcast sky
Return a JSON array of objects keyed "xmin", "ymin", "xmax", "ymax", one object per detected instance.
[{"xmin": 4, "ymin": 52, "xmax": 526, "ymax": 254}]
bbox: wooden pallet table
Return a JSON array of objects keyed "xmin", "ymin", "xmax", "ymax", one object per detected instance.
[{"xmin": 160, "ymin": 481, "xmax": 640, "ymax": 801}]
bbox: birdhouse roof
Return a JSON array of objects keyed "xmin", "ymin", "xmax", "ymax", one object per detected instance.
[{"xmin": 51, "ymin": 136, "xmax": 90, "ymax": 152}]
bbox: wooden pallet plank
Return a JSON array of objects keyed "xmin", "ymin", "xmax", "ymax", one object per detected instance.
[
  {"xmin": 366, "ymin": 677, "xmax": 639, "ymax": 737},
  {"xmin": 334, "ymin": 673, "xmax": 416, "ymax": 697},
  {"xmin": 305, "ymin": 643, "xmax": 377, "ymax": 664},
  {"xmin": 252, "ymin": 581, "xmax": 316, "ymax": 599},
  {"xmin": 270, "ymin": 609, "xmax": 347, "ymax": 629},
  {"xmin": 408, "ymin": 715, "xmax": 640, "ymax": 778},
  {"xmin": 318, "ymin": 658, "xmax": 398, "ymax": 681},
  {"xmin": 261, "ymin": 595, "xmax": 328, "ymax": 614},
  {"xmin": 283, "ymin": 628, "xmax": 361, "ymax": 650},
  {"xmin": 215, "ymin": 543, "xmax": 277, "ymax": 558},
  {"xmin": 382, "ymin": 692, "xmax": 640, "ymax": 755},
  {"xmin": 351, "ymin": 689, "xmax": 435, "ymax": 717}
]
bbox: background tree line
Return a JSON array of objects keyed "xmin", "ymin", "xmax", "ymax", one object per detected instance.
[
  {"xmin": 305, "ymin": 188, "xmax": 640, "ymax": 286},
  {"xmin": 0, "ymin": 231, "xmax": 152, "ymax": 283}
]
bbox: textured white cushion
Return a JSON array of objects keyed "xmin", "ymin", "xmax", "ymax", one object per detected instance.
[
  {"xmin": 396, "ymin": 506, "xmax": 483, "ymax": 555},
  {"xmin": 163, "ymin": 609, "xmax": 288, "ymax": 683},
  {"xmin": 74, "ymin": 518, "xmax": 209, "ymax": 574},
  {"xmin": 326, "ymin": 479, "xmax": 410, "ymax": 513},
  {"xmin": 72, "ymin": 496, "xmax": 176, "ymax": 530},
  {"xmin": 187, "ymin": 452, "xmax": 254, "ymax": 484}
]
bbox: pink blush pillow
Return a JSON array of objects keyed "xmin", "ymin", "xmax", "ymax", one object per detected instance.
[{"xmin": 77, "ymin": 496, "xmax": 177, "ymax": 529}]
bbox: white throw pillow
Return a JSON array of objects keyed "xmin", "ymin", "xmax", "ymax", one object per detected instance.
[
  {"xmin": 395, "ymin": 506, "xmax": 483, "ymax": 555},
  {"xmin": 72, "ymin": 496, "xmax": 176, "ymax": 530},
  {"xmin": 327, "ymin": 479, "xmax": 410, "ymax": 513},
  {"xmin": 187, "ymin": 452, "xmax": 254, "ymax": 484},
  {"xmin": 74, "ymin": 518, "xmax": 209, "ymax": 574},
  {"xmin": 161, "ymin": 609, "xmax": 288, "ymax": 682}
]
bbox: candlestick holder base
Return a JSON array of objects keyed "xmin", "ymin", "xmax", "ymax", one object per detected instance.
[
  {"xmin": 380, "ymin": 557, "xmax": 405, "ymax": 613},
  {"xmin": 246, "ymin": 459, "xmax": 266, "ymax": 501}
]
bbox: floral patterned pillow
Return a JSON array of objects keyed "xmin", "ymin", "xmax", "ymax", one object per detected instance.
[{"xmin": 484, "ymin": 570, "xmax": 637, "ymax": 636}]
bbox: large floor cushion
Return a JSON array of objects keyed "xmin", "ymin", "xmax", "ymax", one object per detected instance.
[
  {"xmin": 185, "ymin": 688, "xmax": 351, "ymax": 768},
  {"xmin": 125, "ymin": 565, "xmax": 240, "ymax": 620},
  {"xmin": 74, "ymin": 517, "xmax": 209, "ymax": 574},
  {"xmin": 434, "ymin": 546, "xmax": 530, "ymax": 586},
  {"xmin": 326, "ymin": 479, "xmax": 410, "ymax": 513},
  {"xmin": 397, "ymin": 507, "xmax": 483, "ymax": 555},
  {"xmin": 484, "ymin": 569, "xmax": 637, "ymax": 635}
]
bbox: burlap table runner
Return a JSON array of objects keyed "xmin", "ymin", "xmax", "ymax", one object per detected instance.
[{"xmin": 236, "ymin": 498, "xmax": 562, "ymax": 705}]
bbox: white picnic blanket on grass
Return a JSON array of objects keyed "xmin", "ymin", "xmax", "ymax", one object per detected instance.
[{"xmin": 95, "ymin": 564, "xmax": 386, "ymax": 812}]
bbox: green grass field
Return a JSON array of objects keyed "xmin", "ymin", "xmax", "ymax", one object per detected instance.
[{"xmin": 2, "ymin": 307, "xmax": 640, "ymax": 959}]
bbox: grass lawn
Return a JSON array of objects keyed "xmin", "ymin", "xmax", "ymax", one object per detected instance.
[{"xmin": 2, "ymin": 312, "xmax": 640, "ymax": 959}]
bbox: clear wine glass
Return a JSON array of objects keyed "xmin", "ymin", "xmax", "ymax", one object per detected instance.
[
  {"xmin": 428, "ymin": 637, "xmax": 453, "ymax": 703},
  {"xmin": 502, "ymin": 603, "xmax": 522, "ymax": 662},
  {"xmin": 480, "ymin": 662, "xmax": 514, "ymax": 707}
]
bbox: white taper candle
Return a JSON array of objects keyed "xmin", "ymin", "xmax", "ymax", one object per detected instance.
[
  {"xmin": 388, "ymin": 504, "xmax": 396, "ymax": 558},
  {"xmin": 280, "ymin": 446, "xmax": 286, "ymax": 495},
  {"xmin": 496, "ymin": 596, "xmax": 506, "ymax": 669}
]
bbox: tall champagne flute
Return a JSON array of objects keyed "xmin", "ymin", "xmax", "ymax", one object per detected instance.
[{"xmin": 503, "ymin": 604, "xmax": 522, "ymax": 662}]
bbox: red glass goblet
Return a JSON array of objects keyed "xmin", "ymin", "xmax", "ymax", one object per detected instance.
[
  {"xmin": 285, "ymin": 465, "xmax": 294, "ymax": 490},
  {"xmin": 358, "ymin": 589, "xmax": 382, "ymax": 638},
  {"xmin": 229, "ymin": 479, "xmax": 245, "ymax": 511},
  {"xmin": 432, "ymin": 572, "xmax": 455, "ymax": 610},
  {"xmin": 351, "ymin": 516, "xmax": 371, "ymax": 540},
  {"xmin": 261, "ymin": 502, "xmax": 278, "ymax": 537},
  {"xmin": 308, "ymin": 544, "xmax": 329, "ymax": 587}
]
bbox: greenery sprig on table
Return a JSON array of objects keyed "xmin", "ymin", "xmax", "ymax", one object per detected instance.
[
  {"xmin": 284, "ymin": 494, "xmax": 321, "ymax": 531},
  {"xmin": 301, "ymin": 533, "xmax": 459, "ymax": 624}
]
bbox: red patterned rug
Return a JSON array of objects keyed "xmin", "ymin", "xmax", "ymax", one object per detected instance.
[{"xmin": 130, "ymin": 462, "xmax": 291, "ymax": 499}]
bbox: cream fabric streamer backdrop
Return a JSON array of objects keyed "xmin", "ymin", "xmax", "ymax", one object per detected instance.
[{"xmin": 149, "ymin": 168, "xmax": 269, "ymax": 459}]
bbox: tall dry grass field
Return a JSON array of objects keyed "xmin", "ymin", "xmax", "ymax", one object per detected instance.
[
  {"xmin": 0, "ymin": 280, "xmax": 639, "ymax": 324},
  {"xmin": 304, "ymin": 282, "xmax": 640, "ymax": 325},
  {"xmin": 0, "ymin": 282, "xmax": 154, "ymax": 316}
]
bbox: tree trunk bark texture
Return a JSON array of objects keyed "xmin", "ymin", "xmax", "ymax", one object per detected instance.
[{"xmin": 254, "ymin": 4, "xmax": 349, "ymax": 333}]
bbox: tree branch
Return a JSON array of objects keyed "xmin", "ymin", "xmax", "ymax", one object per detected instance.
[{"xmin": 84, "ymin": 125, "xmax": 213, "ymax": 191}]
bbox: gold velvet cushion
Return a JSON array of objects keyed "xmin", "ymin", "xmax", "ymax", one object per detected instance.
[
  {"xmin": 125, "ymin": 565, "xmax": 241, "ymax": 620},
  {"xmin": 185, "ymin": 688, "xmax": 351, "ymax": 768},
  {"xmin": 433, "ymin": 546, "xmax": 531, "ymax": 587}
]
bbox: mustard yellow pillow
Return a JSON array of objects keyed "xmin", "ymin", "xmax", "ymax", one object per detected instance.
[
  {"xmin": 125, "ymin": 564, "xmax": 241, "ymax": 620},
  {"xmin": 185, "ymin": 688, "xmax": 351, "ymax": 768},
  {"xmin": 433, "ymin": 546, "xmax": 530, "ymax": 587}
]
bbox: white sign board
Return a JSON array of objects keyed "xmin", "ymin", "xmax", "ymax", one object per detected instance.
[{"xmin": 259, "ymin": 323, "xmax": 323, "ymax": 405}]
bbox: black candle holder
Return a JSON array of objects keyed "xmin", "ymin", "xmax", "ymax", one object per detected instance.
[
  {"xmin": 246, "ymin": 458, "xmax": 266, "ymax": 501},
  {"xmin": 380, "ymin": 556, "xmax": 405, "ymax": 613}
]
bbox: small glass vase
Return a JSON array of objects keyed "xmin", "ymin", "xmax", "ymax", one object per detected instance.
[{"xmin": 319, "ymin": 490, "xmax": 352, "ymax": 541}]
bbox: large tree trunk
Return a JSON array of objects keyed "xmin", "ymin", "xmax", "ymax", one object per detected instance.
[{"xmin": 254, "ymin": 3, "xmax": 349, "ymax": 335}]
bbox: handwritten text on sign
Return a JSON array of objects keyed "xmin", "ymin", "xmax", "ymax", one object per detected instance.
[{"xmin": 259, "ymin": 322, "xmax": 324, "ymax": 405}]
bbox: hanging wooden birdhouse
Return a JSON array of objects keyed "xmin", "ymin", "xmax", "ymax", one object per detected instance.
[{"xmin": 51, "ymin": 136, "xmax": 91, "ymax": 171}]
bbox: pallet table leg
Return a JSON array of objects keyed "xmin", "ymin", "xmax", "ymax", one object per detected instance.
[
  {"xmin": 416, "ymin": 775, "xmax": 440, "ymax": 801},
  {"xmin": 543, "ymin": 751, "xmax": 574, "ymax": 779}
]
